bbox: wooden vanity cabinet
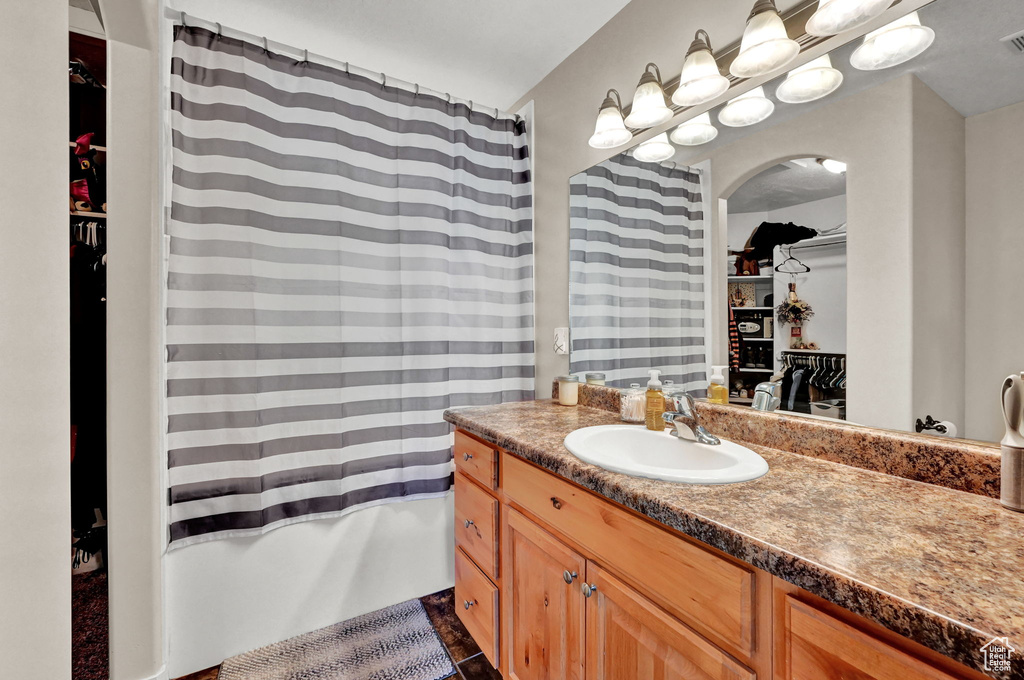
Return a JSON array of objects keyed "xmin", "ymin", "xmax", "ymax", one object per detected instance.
[{"xmin": 453, "ymin": 428, "xmax": 987, "ymax": 680}]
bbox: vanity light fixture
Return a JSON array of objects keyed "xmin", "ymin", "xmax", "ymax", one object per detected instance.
[
  {"xmin": 850, "ymin": 11, "xmax": 935, "ymax": 70},
  {"xmin": 730, "ymin": 0, "xmax": 801, "ymax": 79},
  {"xmin": 588, "ymin": 89, "xmax": 633, "ymax": 149},
  {"xmin": 776, "ymin": 55, "xmax": 844, "ymax": 104},
  {"xmin": 718, "ymin": 86, "xmax": 775, "ymax": 127},
  {"xmin": 818, "ymin": 158, "xmax": 847, "ymax": 174},
  {"xmin": 632, "ymin": 132, "xmax": 676, "ymax": 163},
  {"xmin": 805, "ymin": 0, "xmax": 895, "ymax": 37},
  {"xmin": 670, "ymin": 112, "xmax": 719, "ymax": 146},
  {"xmin": 623, "ymin": 63, "xmax": 674, "ymax": 129},
  {"xmin": 672, "ymin": 30, "xmax": 731, "ymax": 107}
]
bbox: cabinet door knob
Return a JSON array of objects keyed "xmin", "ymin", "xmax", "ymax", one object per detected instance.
[
  {"xmin": 464, "ymin": 599, "xmax": 476, "ymax": 610},
  {"xmin": 550, "ymin": 496, "xmax": 562, "ymax": 510},
  {"xmin": 562, "ymin": 570, "xmax": 578, "ymax": 584},
  {"xmin": 463, "ymin": 452, "xmax": 473, "ymax": 461},
  {"xmin": 464, "ymin": 519, "xmax": 475, "ymax": 528},
  {"xmin": 582, "ymin": 583, "xmax": 597, "ymax": 598}
]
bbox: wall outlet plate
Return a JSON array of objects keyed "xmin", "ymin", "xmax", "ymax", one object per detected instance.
[{"xmin": 554, "ymin": 327, "xmax": 569, "ymax": 355}]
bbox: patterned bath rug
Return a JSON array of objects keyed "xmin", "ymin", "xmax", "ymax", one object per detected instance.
[{"xmin": 218, "ymin": 598, "xmax": 456, "ymax": 680}]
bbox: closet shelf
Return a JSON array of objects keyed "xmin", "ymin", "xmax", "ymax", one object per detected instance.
[
  {"xmin": 69, "ymin": 141, "xmax": 107, "ymax": 152},
  {"xmin": 727, "ymin": 275, "xmax": 773, "ymax": 281},
  {"xmin": 71, "ymin": 210, "xmax": 107, "ymax": 218},
  {"xmin": 731, "ymin": 306, "xmax": 771, "ymax": 311},
  {"xmin": 743, "ymin": 338, "xmax": 773, "ymax": 342},
  {"xmin": 733, "ymin": 367, "xmax": 774, "ymax": 373}
]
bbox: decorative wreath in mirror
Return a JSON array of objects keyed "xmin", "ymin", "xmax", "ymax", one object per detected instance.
[{"xmin": 776, "ymin": 282, "xmax": 814, "ymax": 326}]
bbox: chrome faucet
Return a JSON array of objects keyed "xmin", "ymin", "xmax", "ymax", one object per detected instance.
[
  {"xmin": 662, "ymin": 394, "xmax": 721, "ymax": 446},
  {"xmin": 751, "ymin": 382, "xmax": 781, "ymax": 412}
]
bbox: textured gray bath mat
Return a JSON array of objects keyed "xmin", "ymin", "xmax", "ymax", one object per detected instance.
[{"xmin": 218, "ymin": 599, "xmax": 455, "ymax": 680}]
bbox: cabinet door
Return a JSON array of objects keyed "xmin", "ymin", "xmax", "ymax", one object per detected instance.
[
  {"xmin": 507, "ymin": 509, "xmax": 585, "ymax": 680},
  {"xmin": 584, "ymin": 563, "xmax": 756, "ymax": 680}
]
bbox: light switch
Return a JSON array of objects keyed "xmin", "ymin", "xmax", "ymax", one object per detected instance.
[{"xmin": 553, "ymin": 327, "xmax": 569, "ymax": 355}]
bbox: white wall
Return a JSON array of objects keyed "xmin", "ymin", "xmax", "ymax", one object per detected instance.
[
  {"xmin": 0, "ymin": 2, "xmax": 72, "ymax": 678},
  {"xmin": 965, "ymin": 100, "xmax": 1024, "ymax": 442},
  {"xmin": 729, "ymin": 195, "xmax": 848, "ymax": 358}
]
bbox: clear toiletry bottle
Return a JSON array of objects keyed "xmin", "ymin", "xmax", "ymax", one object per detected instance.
[
  {"xmin": 645, "ymin": 370, "xmax": 666, "ymax": 431},
  {"xmin": 709, "ymin": 366, "xmax": 729, "ymax": 405},
  {"xmin": 620, "ymin": 383, "xmax": 645, "ymax": 423}
]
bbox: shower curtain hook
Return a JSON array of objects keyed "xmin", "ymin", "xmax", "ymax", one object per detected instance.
[
  {"xmin": 180, "ymin": 11, "xmax": 187, "ymax": 27},
  {"xmin": 445, "ymin": 93, "xmax": 451, "ymax": 104},
  {"xmin": 302, "ymin": 49, "xmax": 308, "ymax": 63},
  {"xmin": 215, "ymin": 22, "xmax": 222, "ymax": 37},
  {"xmin": 380, "ymin": 72, "xmax": 387, "ymax": 89},
  {"xmin": 494, "ymin": 107, "xmax": 499, "ymax": 119},
  {"xmin": 262, "ymin": 36, "xmax": 269, "ymax": 52},
  {"xmin": 413, "ymin": 83, "xmax": 420, "ymax": 97}
]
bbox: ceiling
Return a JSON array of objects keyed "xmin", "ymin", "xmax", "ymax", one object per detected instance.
[
  {"xmin": 729, "ymin": 159, "xmax": 847, "ymax": 213},
  {"xmin": 169, "ymin": 0, "xmax": 633, "ymax": 111}
]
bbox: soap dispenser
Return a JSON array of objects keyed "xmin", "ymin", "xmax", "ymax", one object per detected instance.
[
  {"xmin": 708, "ymin": 366, "xmax": 729, "ymax": 405},
  {"xmin": 1001, "ymin": 373, "xmax": 1024, "ymax": 512},
  {"xmin": 645, "ymin": 370, "xmax": 666, "ymax": 431}
]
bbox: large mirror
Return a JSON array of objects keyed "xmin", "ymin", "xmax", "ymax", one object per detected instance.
[{"xmin": 569, "ymin": 0, "xmax": 1024, "ymax": 443}]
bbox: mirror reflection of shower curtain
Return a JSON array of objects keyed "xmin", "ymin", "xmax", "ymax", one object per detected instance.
[{"xmin": 569, "ymin": 155, "xmax": 707, "ymax": 392}]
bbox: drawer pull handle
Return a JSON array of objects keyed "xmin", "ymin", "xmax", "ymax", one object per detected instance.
[
  {"xmin": 582, "ymin": 583, "xmax": 597, "ymax": 598},
  {"xmin": 464, "ymin": 519, "xmax": 475, "ymax": 528},
  {"xmin": 463, "ymin": 452, "xmax": 473, "ymax": 461},
  {"xmin": 562, "ymin": 570, "xmax": 578, "ymax": 584},
  {"xmin": 464, "ymin": 599, "xmax": 477, "ymax": 610},
  {"xmin": 550, "ymin": 496, "xmax": 563, "ymax": 510}
]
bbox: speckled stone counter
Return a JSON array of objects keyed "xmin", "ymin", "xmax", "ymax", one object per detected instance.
[{"xmin": 444, "ymin": 399, "xmax": 1024, "ymax": 679}]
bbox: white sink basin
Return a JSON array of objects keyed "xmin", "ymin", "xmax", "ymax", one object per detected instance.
[{"xmin": 563, "ymin": 425, "xmax": 769, "ymax": 485}]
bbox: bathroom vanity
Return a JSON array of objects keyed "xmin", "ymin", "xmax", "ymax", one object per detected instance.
[{"xmin": 446, "ymin": 391, "xmax": 1020, "ymax": 680}]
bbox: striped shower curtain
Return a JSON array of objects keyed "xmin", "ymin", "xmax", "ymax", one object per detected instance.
[
  {"xmin": 166, "ymin": 26, "xmax": 534, "ymax": 548},
  {"xmin": 569, "ymin": 154, "xmax": 706, "ymax": 391}
]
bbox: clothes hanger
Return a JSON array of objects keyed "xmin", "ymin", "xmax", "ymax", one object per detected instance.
[{"xmin": 775, "ymin": 246, "xmax": 810, "ymax": 274}]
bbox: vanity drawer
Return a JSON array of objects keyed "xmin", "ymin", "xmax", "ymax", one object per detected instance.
[
  {"xmin": 779, "ymin": 596, "xmax": 963, "ymax": 680},
  {"xmin": 454, "ymin": 472, "xmax": 499, "ymax": 579},
  {"xmin": 455, "ymin": 547, "xmax": 500, "ymax": 668},
  {"xmin": 503, "ymin": 452, "xmax": 757, "ymax": 659},
  {"xmin": 454, "ymin": 430, "xmax": 498, "ymax": 490}
]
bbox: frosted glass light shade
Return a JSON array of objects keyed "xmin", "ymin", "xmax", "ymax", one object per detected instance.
[
  {"xmin": 776, "ymin": 55, "xmax": 844, "ymax": 104},
  {"xmin": 730, "ymin": 3, "xmax": 801, "ymax": 78},
  {"xmin": 624, "ymin": 66, "xmax": 673, "ymax": 129},
  {"xmin": 633, "ymin": 132, "xmax": 676, "ymax": 163},
  {"xmin": 718, "ymin": 86, "xmax": 774, "ymax": 127},
  {"xmin": 588, "ymin": 92, "xmax": 633, "ymax": 149},
  {"xmin": 672, "ymin": 33, "xmax": 730, "ymax": 107},
  {"xmin": 820, "ymin": 158, "xmax": 847, "ymax": 174},
  {"xmin": 850, "ymin": 11, "xmax": 935, "ymax": 70},
  {"xmin": 805, "ymin": 0, "xmax": 895, "ymax": 37},
  {"xmin": 670, "ymin": 113, "xmax": 719, "ymax": 146}
]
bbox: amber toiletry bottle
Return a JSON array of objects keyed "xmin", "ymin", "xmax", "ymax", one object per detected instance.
[{"xmin": 645, "ymin": 369, "xmax": 666, "ymax": 431}]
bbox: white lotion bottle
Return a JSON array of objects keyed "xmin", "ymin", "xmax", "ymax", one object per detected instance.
[{"xmin": 1001, "ymin": 372, "xmax": 1024, "ymax": 511}]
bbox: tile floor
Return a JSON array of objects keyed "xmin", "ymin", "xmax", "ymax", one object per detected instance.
[{"xmin": 174, "ymin": 588, "xmax": 500, "ymax": 680}]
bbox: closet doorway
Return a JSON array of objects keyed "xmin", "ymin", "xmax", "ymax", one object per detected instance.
[{"xmin": 69, "ymin": 23, "xmax": 109, "ymax": 680}]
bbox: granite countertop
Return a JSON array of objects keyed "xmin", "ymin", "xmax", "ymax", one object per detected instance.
[{"xmin": 444, "ymin": 399, "xmax": 1024, "ymax": 680}]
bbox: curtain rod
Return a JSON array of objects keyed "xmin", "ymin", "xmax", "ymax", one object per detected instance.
[{"xmin": 170, "ymin": 9, "xmax": 522, "ymax": 124}]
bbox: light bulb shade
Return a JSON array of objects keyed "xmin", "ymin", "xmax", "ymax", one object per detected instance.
[
  {"xmin": 730, "ymin": 2, "xmax": 801, "ymax": 78},
  {"xmin": 633, "ymin": 132, "xmax": 676, "ymax": 163},
  {"xmin": 805, "ymin": 0, "xmax": 895, "ymax": 37},
  {"xmin": 588, "ymin": 94, "xmax": 633, "ymax": 149},
  {"xmin": 820, "ymin": 158, "xmax": 847, "ymax": 174},
  {"xmin": 624, "ymin": 65, "xmax": 673, "ymax": 128},
  {"xmin": 670, "ymin": 112, "xmax": 719, "ymax": 146},
  {"xmin": 850, "ymin": 11, "xmax": 935, "ymax": 70},
  {"xmin": 776, "ymin": 55, "xmax": 844, "ymax": 104},
  {"xmin": 672, "ymin": 33, "xmax": 730, "ymax": 107},
  {"xmin": 718, "ymin": 86, "xmax": 775, "ymax": 127}
]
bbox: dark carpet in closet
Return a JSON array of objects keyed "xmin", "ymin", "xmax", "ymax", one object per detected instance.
[{"xmin": 72, "ymin": 571, "xmax": 108, "ymax": 680}]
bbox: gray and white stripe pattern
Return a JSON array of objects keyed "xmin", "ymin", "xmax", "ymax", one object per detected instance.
[
  {"xmin": 167, "ymin": 26, "xmax": 533, "ymax": 548},
  {"xmin": 569, "ymin": 155, "xmax": 706, "ymax": 391}
]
